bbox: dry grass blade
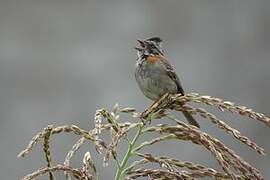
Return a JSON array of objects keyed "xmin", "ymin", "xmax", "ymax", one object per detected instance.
[
  {"xmin": 119, "ymin": 107, "xmax": 137, "ymax": 113},
  {"xmin": 82, "ymin": 152, "xmax": 97, "ymax": 179},
  {"xmin": 144, "ymin": 120, "xmax": 263, "ymax": 180},
  {"xmin": 133, "ymin": 134, "xmax": 177, "ymax": 152},
  {"xmin": 159, "ymin": 157, "xmax": 242, "ymax": 179},
  {"xmin": 174, "ymin": 104, "xmax": 265, "ymax": 155},
  {"xmin": 124, "ymin": 159, "xmax": 148, "ymax": 173},
  {"xmin": 18, "ymin": 125, "xmax": 106, "ymax": 158},
  {"xmin": 98, "ymin": 109, "xmax": 121, "ymax": 133},
  {"xmin": 21, "ymin": 164, "xmax": 84, "ymax": 180},
  {"xmin": 204, "ymin": 133, "xmax": 263, "ymax": 179},
  {"xmin": 103, "ymin": 132, "xmax": 123, "ymax": 167},
  {"xmin": 103, "ymin": 123, "xmax": 142, "ymax": 167},
  {"xmin": 135, "ymin": 153, "xmax": 244, "ymax": 179},
  {"xmin": 63, "ymin": 109, "xmax": 107, "ymax": 179},
  {"xmin": 51, "ymin": 125, "xmax": 95, "ymax": 140},
  {"xmin": 43, "ymin": 125, "xmax": 55, "ymax": 180},
  {"xmin": 172, "ymin": 93, "xmax": 270, "ymax": 127},
  {"xmin": 64, "ymin": 137, "xmax": 86, "ymax": 180},
  {"xmin": 126, "ymin": 168, "xmax": 195, "ymax": 180},
  {"xmin": 91, "ymin": 122, "xmax": 142, "ymax": 136},
  {"xmin": 94, "ymin": 109, "xmax": 103, "ymax": 136},
  {"xmin": 17, "ymin": 130, "xmax": 45, "ymax": 158},
  {"xmin": 144, "ymin": 123, "xmax": 238, "ymax": 179},
  {"xmin": 177, "ymin": 117, "xmax": 263, "ymax": 179},
  {"xmin": 191, "ymin": 131, "xmax": 237, "ymax": 179}
]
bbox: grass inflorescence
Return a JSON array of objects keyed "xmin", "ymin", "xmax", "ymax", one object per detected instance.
[{"xmin": 18, "ymin": 93, "xmax": 270, "ymax": 180}]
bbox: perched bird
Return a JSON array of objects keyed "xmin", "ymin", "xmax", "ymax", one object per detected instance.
[{"xmin": 134, "ymin": 37, "xmax": 200, "ymax": 128}]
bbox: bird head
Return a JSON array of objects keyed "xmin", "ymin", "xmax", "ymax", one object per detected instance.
[{"xmin": 135, "ymin": 37, "xmax": 164, "ymax": 59}]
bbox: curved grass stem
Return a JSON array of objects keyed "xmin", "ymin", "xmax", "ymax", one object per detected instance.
[{"xmin": 114, "ymin": 124, "xmax": 144, "ymax": 180}]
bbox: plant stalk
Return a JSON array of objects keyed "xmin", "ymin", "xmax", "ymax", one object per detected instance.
[{"xmin": 114, "ymin": 125, "xmax": 143, "ymax": 180}]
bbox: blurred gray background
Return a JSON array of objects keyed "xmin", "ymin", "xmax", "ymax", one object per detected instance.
[{"xmin": 0, "ymin": 0, "xmax": 270, "ymax": 179}]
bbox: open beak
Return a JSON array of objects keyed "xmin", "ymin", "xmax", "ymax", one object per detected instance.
[
  {"xmin": 137, "ymin": 39, "xmax": 146, "ymax": 48},
  {"xmin": 134, "ymin": 47, "xmax": 144, "ymax": 51}
]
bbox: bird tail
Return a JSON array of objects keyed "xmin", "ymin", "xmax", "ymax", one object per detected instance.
[{"xmin": 182, "ymin": 111, "xmax": 200, "ymax": 128}]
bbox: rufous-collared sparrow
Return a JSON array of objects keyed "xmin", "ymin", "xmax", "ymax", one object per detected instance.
[{"xmin": 134, "ymin": 37, "xmax": 200, "ymax": 128}]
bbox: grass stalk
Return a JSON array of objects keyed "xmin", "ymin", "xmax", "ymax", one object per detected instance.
[{"xmin": 114, "ymin": 124, "xmax": 143, "ymax": 180}]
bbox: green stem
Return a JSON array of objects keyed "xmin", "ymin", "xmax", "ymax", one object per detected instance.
[{"xmin": 114, "ymin": 124, "xmax": 143, "ymax": 180}]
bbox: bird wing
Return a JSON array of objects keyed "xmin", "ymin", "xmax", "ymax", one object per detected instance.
[
  {"xmin": 161, "ymin": 57, "xmax": 200, "ymax": 128},
  {"xmin": 161, "ymin": 58, "xmax": 185, "ymax": 95}
]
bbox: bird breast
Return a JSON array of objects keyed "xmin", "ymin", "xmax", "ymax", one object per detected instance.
[{"xmin": 135, "ymin": 59, "xmax": 178, "ymax": 100}]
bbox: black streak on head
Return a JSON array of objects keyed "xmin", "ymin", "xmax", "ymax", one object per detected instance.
[{"xmin": 146, "ymin": 37, "xmax": 163, "ymax": 43}]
